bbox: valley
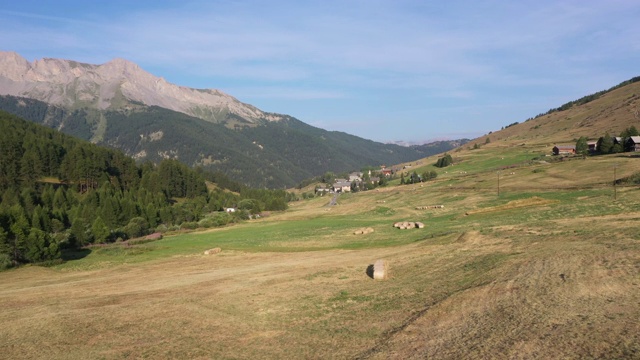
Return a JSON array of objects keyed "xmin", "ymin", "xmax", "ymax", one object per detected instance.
[
  {"xmin": 1, "ymin": 130, "xmax": 639, "ymax": 358},
  {"xmin": 0, "ymin": 54, "xmax": 639, "ymax": 359}
]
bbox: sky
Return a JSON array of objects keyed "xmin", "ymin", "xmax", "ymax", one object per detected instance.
[{"xmin": 1, "ymin": 0, "xmax": 639, "ymax": 144}]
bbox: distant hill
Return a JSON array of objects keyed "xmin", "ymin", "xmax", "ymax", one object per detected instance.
[
  {"xmin": 0, "ymin": 52, "xmax": 465, "ymax": 188},
  {"xmin": 468, "ymin": 77, "xmax": 640, "ymax": 147}
]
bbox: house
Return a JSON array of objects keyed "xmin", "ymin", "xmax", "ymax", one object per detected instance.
[
  {"xmin": 224, "ymin": 207, "xmax": 237, "ymax": 213},
  {"xmin": 587, "ymin": 140, "xmax": 598, "ymax": 153},
  {"xmin": 349, "ymin": 172, "xmax": 362, "ymax": 182},
  {"xmin": 626, "ymin": 136, "xmax": 640, "ymax": 151},
  {"xmin": 370, "ymin": 176, "xmax": 380, "ymax": 184},
  {"xmin": 613, "ymin": 137, "xmax": 624, "ymax": 146},
  {"xmin": 381, "ymin": 169, "xmax": 393, "ymax": 177},
  {"xmin": 553, "ymin": 145, "xmax": 576, "ymax": 155},
  {"xmin": 315, "ymin": 186, "xmax": 331, "ymax": 195},
  {"xmin": 333, "ymin": 180, "xmax": 352, "ymax": 193}
]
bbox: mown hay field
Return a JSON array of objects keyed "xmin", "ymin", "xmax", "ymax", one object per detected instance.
[{"xmin": 1, "ymin": 148, "xmax": 639, "ymax": 359}]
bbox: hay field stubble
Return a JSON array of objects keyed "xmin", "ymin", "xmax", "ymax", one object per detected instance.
[{"xmin": 1, "ymin": 150, "xmax": 639, "ymax": 359}]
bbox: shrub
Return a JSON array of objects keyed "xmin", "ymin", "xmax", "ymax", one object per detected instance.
[
  {"xmin": 180, "ymin": 221, "xmax": 198, "ymax": 230},
  {"xmin": 123, "ymin": 217, "xmax": 149, "ymax": 239},
  {"xmin": 0, "ymin": 253, "xmax": 13, "ymax": 270},
  {"xmin": 620, "ymin": 172, "xmax": 640, "ymax": 185},
  {"xmin": 435, "ymin": 153, "xmax": 453, "ymax": 168}
]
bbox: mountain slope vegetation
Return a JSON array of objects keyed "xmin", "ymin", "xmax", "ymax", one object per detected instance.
[{"xmin": 0, "ymin": 95, "xmax": 461, "ymax": 188}]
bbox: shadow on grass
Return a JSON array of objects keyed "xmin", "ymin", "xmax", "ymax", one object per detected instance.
[
  {"xmin": 61, "ymin": 248, "xmax": 92, "ymax": 261},
  {"xmin": 366, "ymin": 264, "xmax": 374, "ymax": 279}
]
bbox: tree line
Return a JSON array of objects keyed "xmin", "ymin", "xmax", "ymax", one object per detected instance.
[
  {"xmin": 575, "ymin": 126, "xmax": 639, "ymax": 155},
  {"xmin": 0, "ymin": 111, "xmax": 294, "ymax": 269}
]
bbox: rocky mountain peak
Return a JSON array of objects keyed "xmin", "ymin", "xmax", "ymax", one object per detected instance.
[
  {"xmin": 0, "ymin": 52, "xmax": 284, "ymax": 125},
  {"xmin": 0, "ymin": 51, "xmax": 31, "ymax": 81}
]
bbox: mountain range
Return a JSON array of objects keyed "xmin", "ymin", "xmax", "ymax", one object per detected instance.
[{"xmin": 0, "ymin": 51, "xmax": 467, "ymax": 188}]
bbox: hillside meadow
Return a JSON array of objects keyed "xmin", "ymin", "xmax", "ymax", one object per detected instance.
[{"xmin": 1, "ymin": 141, "xmax": 639, "ymax": 359}]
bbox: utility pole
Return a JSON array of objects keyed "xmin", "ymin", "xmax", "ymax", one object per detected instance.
[
  {"xmin": 497, "ymin": 171, "xmax": 500, "ymax": 197},
  {"xmin": 613, "ymin": 164, "xmax": 618, "ymax": 200}
]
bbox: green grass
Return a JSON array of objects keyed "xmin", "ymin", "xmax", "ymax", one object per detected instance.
[{"xmin": 54, "ymin": 143, "xmax": 638, "ymax": 273}]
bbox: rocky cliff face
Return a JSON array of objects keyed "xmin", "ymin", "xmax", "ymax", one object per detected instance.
[{"xmin": 0, "ymin": 51, "xmax": 283, "ymax": 124}]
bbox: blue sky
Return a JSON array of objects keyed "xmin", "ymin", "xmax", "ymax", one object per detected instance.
[{"xmin": 1, "ymin": 1, "xmax": 639, "ymax": 143}]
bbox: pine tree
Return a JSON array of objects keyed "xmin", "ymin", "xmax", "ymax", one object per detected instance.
[
  {"xmin": 70, "ymin": 217, "xmax": 88, "ymax": 247},
  {"xmin": 20, "ymin": 148, "xmax": 43, "ymax": 186},
  {"xmin": 575, "ymin": 137, "xmax": 589, "ymax": 156},
  {"xmin": 0, "ymin": 226, "xmax": 10, "ymax": 260},
  {"xmin": 41, "ymin": 185, "xmax": 55, "ymax": 209},
  {"xmin": 597, "ymin": 133, "xmax": 614, "ymax": 154},
  {"xmin": 25, "ymin": 228, "xmax": 60, "ymax": 263},
  {"xmin": 91, "ymin": 216, "xmax": 110, "ymax": 244},
  {"xmin": 52, "ymin": 187, "xmax": 68, "ymax": 211},
  {"xmin": 8, "ymin": 206, "xmax": 30, "ymax": 263},
  {"xmin": 0, "ymin": 134, "xmax": 22, "ymax": 190}
]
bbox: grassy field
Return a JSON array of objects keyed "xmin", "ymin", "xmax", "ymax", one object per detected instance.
[{"xmin": 1, "ymin": 144, "xmax": 639, "ymax": 359}]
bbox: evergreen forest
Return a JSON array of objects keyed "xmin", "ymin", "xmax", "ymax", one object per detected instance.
[{"xmin": 0, "ymin": 111, "xmax": 293, "ymax": 269}]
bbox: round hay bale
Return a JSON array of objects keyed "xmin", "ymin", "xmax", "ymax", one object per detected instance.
[{"xmin": 373, "ymin": 259, "xmax": 388, "ymax": 280}]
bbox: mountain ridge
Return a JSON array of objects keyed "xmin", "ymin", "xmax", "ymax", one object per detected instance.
[{"xmin": 0, "ymin": 51, "xmax": 280, "ymax": 125}]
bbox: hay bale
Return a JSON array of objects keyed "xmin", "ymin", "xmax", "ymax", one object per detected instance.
[
  {"xmin": 415, "ymin": 222, "xmax": 425, "ymax": 229},
  {"xmin": 373, "ymin": 259, "xmax": 388, "ymax": 280},
  {"xmin": 355, "ymin": 227, "xmax": 375, "ymax": 235},
  {"xmin": 204, "ymin": 247, "xmax": 222, "ymax": 255}
]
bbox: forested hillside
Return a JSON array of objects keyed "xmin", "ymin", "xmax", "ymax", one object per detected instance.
[
  {"xmin": 0, "ymin": 111, "xmax": 292, "ymax": 269},
  {"xmin": 0, "ymin": 96, "xmax": 457, "ymax": 188}
]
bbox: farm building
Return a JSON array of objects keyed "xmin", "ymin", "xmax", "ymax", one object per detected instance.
[
  {"xmin": 333, "ymin": 180, "xmax": 352, "ymax": 193},
  {"xmin": 553, "ymin": 145, "xmax": 576, "ymax": 155},
  {"xmin": 626, "ymin": 136, "xmax": 640, "ymax": 151},
  {"xmin": 349, "ymin": 172, "xmax": 363, "ymax": 182}
]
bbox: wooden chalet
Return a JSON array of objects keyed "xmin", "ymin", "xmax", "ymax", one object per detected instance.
[
  {"xmin": 626, "ymin": 136, "xmax": 640, "ymax": 151},
  {"xmin": 552, "ymin": 145, "xmax": 576, "ymax": 155}
]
